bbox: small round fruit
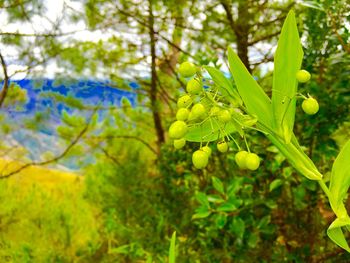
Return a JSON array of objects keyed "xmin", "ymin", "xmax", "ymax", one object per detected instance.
[
  {"xmin": 296, "ymin": 70, "xmax": 311, "ymax": 83},
  {"xmin": 168, "ymin": 121, "xmax": 188, "ymax": 139},
  {"xmin": 174, "ymin": 138, "xmax": 186, "ymax": 149},
  {"xmin": 201, "ymin": 146, "xmax": 212, "ymax": 156},
  {"xmin": 191, "ymin": 103, "xmax": 206, "ymax": 119},
  {"xmin": 217, "ymin": 141, "xmax": 228, "ymax": 153},
  {"xmin": 176, "ymin": 108, "xmax": 190, "ymax": 121},
  {"xmin": 302, "ymin": 97, "xmax": 319, "ymax": 115},
  {"xmin": 177, "ymin": 95, "xmax": 192, "ymax": 108},
  {"xmin": 218, "ymin": 110, "xmax": 231, "ymax": 123},
  {"xmin": 186, "ymin": 78, "xmax": 202, "ymax": 94},
  {"xmin": 235, "ymin": 150, "xmax": 248, "ymax": 169},
  {"xmin": 179, "ymin": 62, "xmax": 197, "ymax": 78},
  {"xmin": 210, "ymin": 106, "xmax": 220, "ymax": 116},
  {"xmin": 245, "ymin": 153, "xmax": 260, "ymax": 171},
  {"xmin": 192, "ymin": 150, "xmax": 209, "ymax": 169}
]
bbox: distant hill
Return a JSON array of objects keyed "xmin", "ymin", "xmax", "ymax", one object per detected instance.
[{"xmin": 2, "ymin": 79, "xmax": 138, "ymax": 171}]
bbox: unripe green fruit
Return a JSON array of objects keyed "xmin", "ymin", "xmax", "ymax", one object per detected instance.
[
  {"xmin": 217, "ymin": 141, "xmax": 228, "ymax": 153},
  {"xmin": 210, "ymin": 106, "xmax": 220, "ymax": 116},
  {"xmin": 235, "ymin": 150, "xmax": 248, "ymax": 169},
  {"xmin": 201, "ymin": 146, "xmax": 212, "ymax": 156},
  {"xmin": 245, "ymin": 153, "xmax": 260, "ymax": 171},
  {"xmin": 176, "ymin": 108, "xmax": 190, "ymax": 121},
  {"xmin": 192, "ymin": 150, "xmax": 209, "ymax": 169},
  {"xmin": 218, "ymin": 110, "xmax": 231, "ymax": 123},
  {"xmin": 168, "ymin": 121, "xmax": 188, "ymax": 139},
  {"xmin": 179, "ymin": 62, "xmax": 197, "ymax": 78},
  {"xmin": 302, "ymin": 97, "xmax": 319, "ymax": 115},
  {"xmin": 191, "ymin": 103, "xmax": 206, "ymax": 119},
  {"xmin": 174, "ymin": 138, "xmax": 186, "ymax": 149},
  {"xmin": 177, "ymin": 95, "xmax": 192, "ymax": 108},
  {"xmin": 296, "ymin": 70, "xmax": 311, "ymax": 83},
  {"xmin": 186, "ymin": 78, "xmax": 202, "ymax": 94}
]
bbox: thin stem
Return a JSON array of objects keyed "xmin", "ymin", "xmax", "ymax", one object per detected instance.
[{"xmin": 318, "ymin": 179, "xmax": 331, "ymax": 199}]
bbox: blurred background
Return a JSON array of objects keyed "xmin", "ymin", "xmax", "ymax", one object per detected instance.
[{"xmin": 0, "ymin": 0, "xmax": 349, "ymax": 262}]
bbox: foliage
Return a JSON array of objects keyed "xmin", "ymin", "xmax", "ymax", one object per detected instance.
[
  {"xmin": 0, "ymin": 169, "xmax": 99, "ymax": 262},
  {"xmin": 0, "ymin": 0, "xmax": 349, "ymax": 262}
]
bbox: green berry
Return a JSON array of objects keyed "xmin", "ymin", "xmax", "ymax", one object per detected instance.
[
  {"xmin": 176, "ymin": 108, "xmax": 190, "ymax": 121},
  {"xmin": 235, "ymin": 150, "xmax": 248, "ymax": 169},
  {"xmin": 296, "ymin": 70, "xmax": 311, "ymax": 83},
  {"xmin": 174, "ymin": 138, "xmax": 186, "ymax": 149},
  {"xmin": 210, "ymin": 106, "xmax": 220, "ymax": 116},
  {"xmin": 179, "ymin": 62, "xmax": 197, "ymax": 78},
  {"xmin": 186, "ymin": 78, "xmax": 202, "ymax": 94},
  {"xmin": 168, "ymin": 121, "xmax": 188, "ymax": 139},
  {"xmin": 218, "ymin": 110, "xmax": 231, "ymax": 123},
  {"xmin": 245, "ymin": 153, "xmax": 260, "ymax": 171},
  {"xmin": 192, "ymin": 150, "xmax": 209, "ymax": 169},
  {"xmin": 302, "ymin": 97, "xmax": 319, "ymax": 115},
  {"xmin": 191, "ymin": 103, "xmax": 206, "ymax": 119},
  {"xmin": 177, "ymin": 95, "xmax": 192, "ymax": 108},
  {"xmin": 201, "ymin": 146, "xmax": 212, "ymax": 156},
  {"xmin": 217, "ymin": 141, "xmax": 228, "ymax": 153}
]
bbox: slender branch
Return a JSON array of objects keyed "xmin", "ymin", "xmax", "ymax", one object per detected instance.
[
  {"xmin": 0, "ymin": 52, "xmax": 9, "ymax": 108},
  {"xmin": 98, "ymin": 146, "xmax": 121, "ymax": 166},
  {"xmin": 248, "ymin": 31, "xmax": 280, "ymax": 46},
  {"xmin": 90, "ymin": 135, "xmax": 157, "ymax": 155}
]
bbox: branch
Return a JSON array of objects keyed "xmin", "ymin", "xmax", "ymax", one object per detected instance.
[
  {"xmin": 98, "ymin": 146, "xmax": 121, "ymax": 166},
  {"xmin": 90, "ymin": 135, "xmax": 157, "ymax": 155},
  {"xmin": 0, "ymin": 52, "xmax": 9, "ymax": 108},
  {"xmin": 248, "ymin": 31, "xmax": 280, "ymax": 46}
]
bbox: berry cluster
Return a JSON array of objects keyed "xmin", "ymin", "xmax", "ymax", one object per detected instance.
[
  {"xmin": 169, "ymin": 61, "xmax": 261, "ymax": 170},
  {"xmin": 296, "ymin": 69, "xmax": 319, "ymax": 115}
]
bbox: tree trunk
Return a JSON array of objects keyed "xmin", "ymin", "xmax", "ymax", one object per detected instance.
[
  {"xmin": 221, "ymin": 0, "xmax": 251, "ymax": 73},
  {"xmin": 148, "ymin": 0, "xmax": 165, "ymax": 152}
]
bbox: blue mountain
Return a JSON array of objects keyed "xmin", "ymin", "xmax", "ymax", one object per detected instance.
[{"xmin": 2, "ymin": 79, "xmax": 138, "ymax": 170}]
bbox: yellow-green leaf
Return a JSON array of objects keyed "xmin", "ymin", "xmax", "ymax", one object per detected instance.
[
  {"xmin": 327, "ymin": 217, "xmax": 350, "ymax": 253},
  {"xmin": 227, "ymin": 47, "xmax": 273, "ymax": 129},
  {"xmin": 272, "ymin": 10, "xmax": 303, "ymax": 144},
  {"xmin": 204, "ymin": 66, "xmax": 242, "ymax": 105},
  {"xmin": 329, "ymin": 140, "xmax": 350, "ymax": 217}
]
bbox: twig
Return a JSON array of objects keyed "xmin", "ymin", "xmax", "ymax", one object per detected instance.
[{"xmin": 0, "ymin": 52, "xmax": 9, "ymax": 108}]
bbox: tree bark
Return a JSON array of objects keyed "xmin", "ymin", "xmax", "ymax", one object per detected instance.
[
  {"xmin": 148, "ymin": 0, "xmax": 165, "ymax": 152},
  {"xmin": 221, "ymin": 0, "xmax": 251, "ymax": 73}
]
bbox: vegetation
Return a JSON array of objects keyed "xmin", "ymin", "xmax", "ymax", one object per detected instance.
[{"xmin": 0, "ymin": 0, "xmax": 349, "ymax": 262}]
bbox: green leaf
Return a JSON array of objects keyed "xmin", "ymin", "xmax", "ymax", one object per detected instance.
[
  {"xmin": 207, "ymin": 194, "xmax": 225, "ymax": 203},
  {"xmin": 109, "ymin": 244, "xmax": 131, "ymax": 254},
  {"xmin": 272, "ymin": 10, "xmax": 303, "ymax": 144},
  {"xmin": 192, "ymin": 206, "xmax": 211, "ymax": 219},
  {"xmin": 327, "ymin": 217, "xmax": 350, "ymax": 253},
  {"xmin": 300, "ymin": 1, "xmax": 325, "ymax": 11},
  {"xmin": 217, "ymin": 202, "xmax": 237, "ymax": 212},
  {"xmin": 195, "ymin": 192, "xmax": 210, "ymax": 207},
  {"xmin": 204, "ymin": 66, "xmax": 242, "ymax": 105},
  {"xmin": 227, "ymin": 46, "xmax": 273, "ymax": 129},
  {"xmin": 247, "ymin": 232, "xmax": 259, "ymax": 248},
  {"xmin": 215, "ymin": 214, "xmax": 227, "ymax": 229},
  {"xmin": 169, "ymin": 231, "xmax": 176, "ymax": 263},
  {"xmin": 212, "ymin": 176, "xmax": 224, "ymax": 194},
  {"xmin": 230, "ymin": 217, "xmax": 245, "ymax": 239},
  {"xmin": 269, "ymin": 179, "xmax": 283, "ymax": 192},
  {"xmin": 329, "ymin": 140, "xmax": 350, "ymax": 217}
]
